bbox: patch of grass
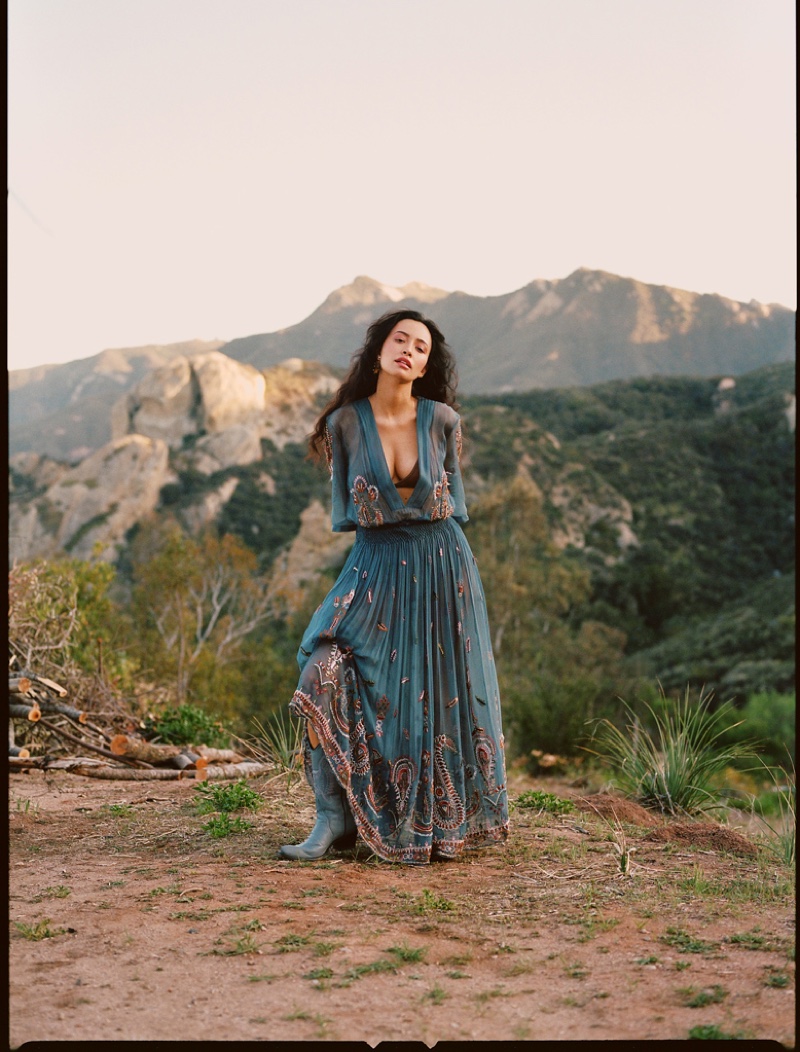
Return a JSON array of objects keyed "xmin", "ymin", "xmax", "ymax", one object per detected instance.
[
  {"xmin": 251, "ymin": 712, "xmax": 303, "ymax": 790},
  {"xmin": 476, "ymin": 986, "xmax": 508, "ymax": 1003},
  {"xmin": 386, "ymin": 943, "xmax": 427, "ymax": 963},
  {"xmin": 195, "ymin": 779, "xmax": 261, "ymax": 815},
  {"xmin": 636, "ymin": 955, "xmax": 660, "ymax": 965},
  {"xmin": 723, "ymin": 929, "xmax": 770, "ymax": 951},
  {"xmin": 412, "ymin": 888, "xmax": 456, "ymax": 914},
  {"xmin": 763, "ymin": 969, "xmax": 791, "ymax": 988},
  {"xmin": 312, "ymin": 941, "xmax": 338, "ymax": 957},
  {"xmin": 275, "ymin": 933, "xmax": 311, "ymax": 953},
  {"xmin": 564, "ymin": 961, "xmax": 589, "ymax": 980},
  {"xmin": 207, "ymin": 932, "xmax": 262, "ymax": 956},
  {"xmin": 247, "ymin": 973, "xmax": 277, "ymax": 983},
  {"xmin": 446, "ymin": 970, "xmax": 470, "ymax": 979},
  {"xmin": 687, "ymin": 1023, "xmax": 747, "ymax": 1040},
  {"xmin": 35, "ymin": 885, "xmax": 71, "ymax": 900},
  {"xmin": 515, "ymin": 790, "xmax": 575, "ymax": 815},
  {"xmin": 679, "ymin": 984, "xmax": 728, "ymax": 1008},
  {"xmin": 304, "ymin": 967, "xmax": 334, "ymax": 981},
  {"xmin": 660, "ymin": 927, "xmax": 718, "ymax": 956},
  {"xmin": 589, "ymin": 686, "xmax": 754, "ymax": 816},
  {"xmin": 675, "ymin": 960, "xmax": 692, "ymax": 971},
  {"xmin": 15, "ymin": 918, "xmax": 68, "ymax": 940},
  {"xmin": 105, "ymin": 803, "xmax": 135, "ymax": 817},
  {"xmin": 343, "ymin": 958, "xmax": 398, "ymax": 980},
  {"xmin": 750, "ymin": 760, "xmax": 795, "ymax": 867},
  {"xmin": 202, "ymin": 813, "xmax": 253, "ymax": 839},
  {"xmin": 422, "ymin": 984, "xmax": 448, "ymax": 1004}
]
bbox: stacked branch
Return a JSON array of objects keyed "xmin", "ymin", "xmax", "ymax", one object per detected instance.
[{"xmin": 7, "ymin": 660, "xmax": 269, "ymax": 781}]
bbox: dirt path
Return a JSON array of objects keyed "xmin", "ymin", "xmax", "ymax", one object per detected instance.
[{"xmin": 8, "ymin": 768, "xmax": 795, "ymax": 1046}]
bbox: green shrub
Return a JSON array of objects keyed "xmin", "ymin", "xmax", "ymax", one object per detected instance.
[
  {"xmin": 588, "ymin": 686, "xmax": 756, "ymax": 816},
  {"xmin": 144, "ymin": 703, "xmax": 231, "ymax": 748},
  {"xmin": 194, "ymin": 778, "xmax": 262, "ymax": 815},
  {"xmin": 721, "ymin": 692, "xmax": 795, "ymax": 767}
]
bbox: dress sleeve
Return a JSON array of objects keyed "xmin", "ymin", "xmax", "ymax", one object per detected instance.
[
  {"xmin": 325, "ymin": 416, "xmax": 356, "ymax": 533},
  {"xmin": 445, "ymin": 415, "xmax": 469, "ymax": 524}
]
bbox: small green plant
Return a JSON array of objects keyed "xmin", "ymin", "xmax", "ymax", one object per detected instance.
[
  {"xmin": 304, "ymin": 966, "xmax": 334, "ymax": 981},
  {"xmin": 423, "ymin": 985, "xmax": 448, "ymax": 1004},
  {"xmin": 636, "ymin": 956, "xmax": 659, "ymax": 965},
  {"xmin": 750, "ymin": 759, "xmax": 795, "ymax": 867},
  {"xmin": 679, "ymin": 984, "xmax": 728, "ymax": 1008},
  {"xmin": 15, "ymin": 918, "xmax": 67, "ymax": 941},
  {"xmin": 105, "ymin": 803, "xmax": 135, "ymax": 817},
  {"xmin": 764, "ymin": 970, "xmax": 790, "ymax": 988},
  {"xmin": 387, "ymin": 943, "xmax": 427, "ymax": 963},
  {"xmin": 589, "ymin": 685, "xmax": 754, "ymax": 816},
  {"xmin": 413, "ymin": 888, "xmax": 455, "ymax": 914},
  {"xmin": 687, "ymin": 1023, "xmax": 746, "ymax": 1040},
  {"xmin": 36, "ymin": 885, "xmax": 71, "ymax": 900},
  {"xmin": 514, "ymin": 790, "xmax": 575, "ymax": 815},
  {"xmin": 194, "ymin": 778, "xmax": 261, "ymax": 815},
  {"xmin": 202, "ymin": 813, "xmax": 253, "ymax": 838},
  {"xmin": 144, "ymin": 702, "xmax": 231, "ymax": 748},
  {"xmin": 341, "ymin": 958, "xmax": 398, "ymax": 982},
  {"xmin": 251, "ymin": 711, "xmax": 303, "ymax": 788},
  {"xmin": 724, "ymin": 929, "xmax": 771, "ymax": 951},
  {"xmin": 275, "ymin": 933, "xmax": 311, "ymax": 953},
  {"xmin": 660, "ymin": 927, "xmax": 717, "ymax": 956}
]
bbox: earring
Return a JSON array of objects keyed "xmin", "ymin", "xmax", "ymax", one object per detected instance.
[{"xmin": 372, "ymin": 359, "xmax": 381, "ymax": 374}]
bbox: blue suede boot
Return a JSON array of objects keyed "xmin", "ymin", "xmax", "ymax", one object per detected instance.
[{"xmin": 279, "ymin": 745, "xmax": 357, "ymax": 860}]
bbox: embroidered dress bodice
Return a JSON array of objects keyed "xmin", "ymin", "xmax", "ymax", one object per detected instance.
[{"xmin": 323, "ymin": 397, "xmax": 467, "ymax": 531}]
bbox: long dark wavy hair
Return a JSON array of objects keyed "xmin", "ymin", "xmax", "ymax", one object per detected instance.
[{"xmin": 308, "ymin": 309, "xmax": 458, "ymax": 460}]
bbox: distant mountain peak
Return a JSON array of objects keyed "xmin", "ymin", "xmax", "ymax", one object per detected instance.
[{"xmin": 319, "ymin": 275, "xmax": 450, "ymax": 313}]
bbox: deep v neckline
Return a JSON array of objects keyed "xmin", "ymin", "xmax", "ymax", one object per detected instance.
[{"xmin": 362, "ymin": 398, "xmax": 427, "ymax": 509}]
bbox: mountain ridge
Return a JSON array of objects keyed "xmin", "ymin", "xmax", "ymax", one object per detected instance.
[{"xmin": 9, "ymin": 269, "xmax": 793, "ymax": 460}]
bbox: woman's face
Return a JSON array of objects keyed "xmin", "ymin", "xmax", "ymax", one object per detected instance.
[{"xmin": 378, "ymin": 319, "xmax": 431, "ymax": 384}]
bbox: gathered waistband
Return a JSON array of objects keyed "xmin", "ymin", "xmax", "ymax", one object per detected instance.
[{"xmin": 355, "ymin": 518, "xmax": 458, "ymax": 547}]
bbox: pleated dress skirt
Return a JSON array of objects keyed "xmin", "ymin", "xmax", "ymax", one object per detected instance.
[{"xmin": 289, "ymin": 518, "xmax": 509, "ymax": 864}]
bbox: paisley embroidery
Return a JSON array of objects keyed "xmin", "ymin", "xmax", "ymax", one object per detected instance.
[
  {"xmin": 455, "ymin": 423, "xmax": 463, "ymax": 461},
  {"xmin": 432, "ymin": 734, "xmax": 466, "ymax": 830},
  {"xmin": 323, "ymin": 424, "xmax": 334, "ymax": 478},
  {"xmin": 430, "ymin": 470, "xmax": 453, "ymax": 521},
  {"xmin": 351, "ymin": 475, "xmax": 385, "ymax": 527}
]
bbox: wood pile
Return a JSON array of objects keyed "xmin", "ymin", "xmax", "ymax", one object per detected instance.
[{"xmin": 8, "ymin": 661, "xmax": 271, "ymax": 782}]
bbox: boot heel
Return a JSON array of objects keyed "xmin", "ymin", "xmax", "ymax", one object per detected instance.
[{"xmin": 332, "ymin": 830, "xmax": 358, "ymax": 849}]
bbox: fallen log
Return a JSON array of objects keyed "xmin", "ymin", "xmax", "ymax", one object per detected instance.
[
  {"xmin": 110, "ymin": 735, "xmax": 183, "ymax": 765},
  {"xmin": 168, "ymin": 750, "xmax": 208, "ymax": 771},
  {"xmin": 8, "ymin": 676, "xmax": 33, "ymax": 695},
  {"xmin": 24, "ymin": 759, "xmax": 273, "ymax": 780},
  {"xmin": 9, "ymin": 745, "xmax": 31, "ymax": 758},
  {"xmin": 193, "ymin": 746, "xmax": 245, "ymax": 763},
  {"xmin": 9, "ymin": 703, "xmax": 41, "ymax": 722},
  {"xmin": 35, "ymin": 698, "xmax": 88, "ymax": 723},
  {"xmin": 38, "ymin": 720, "xmax": 152, "ymax": 768}
]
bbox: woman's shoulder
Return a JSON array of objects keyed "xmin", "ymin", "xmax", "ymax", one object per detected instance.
[
  {"xmin": 326, "ymin": 401, "xmax": 362, "ymax": 431},
  {"xmin": 421, "ymin": 398, "xmax": 460, "ymax": 429}
]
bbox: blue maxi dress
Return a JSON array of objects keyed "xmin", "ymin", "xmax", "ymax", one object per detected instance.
[{"xmin": 289, "ymin": 396, "xmax": 509, "ymax": 864}]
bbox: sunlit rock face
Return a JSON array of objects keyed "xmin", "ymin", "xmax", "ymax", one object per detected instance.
[{"xmin": 8, "ymin": 434, "xmax": 171, "ymax": 564}]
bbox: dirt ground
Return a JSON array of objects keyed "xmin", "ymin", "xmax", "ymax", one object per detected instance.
[{"xmin": 8, "ymin": 766, "xmax": 795, "ymax": 1047}]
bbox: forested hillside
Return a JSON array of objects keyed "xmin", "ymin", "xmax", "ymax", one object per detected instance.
[{"xmin": 9, "ymin": 360, "xmax": 794, "ymax": 765}]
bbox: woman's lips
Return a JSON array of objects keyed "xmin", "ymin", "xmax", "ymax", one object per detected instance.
[{"xmin": 395, "ymin": 358, "xmax": 411, "ymax": 369}]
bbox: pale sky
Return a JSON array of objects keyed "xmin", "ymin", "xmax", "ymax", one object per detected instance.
[{"xmin": 7, "ymin": 0, "xmax": 796, "ymax": 372}]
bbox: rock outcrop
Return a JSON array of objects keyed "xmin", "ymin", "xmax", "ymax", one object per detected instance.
[
  {"xmin": 9, "ymin": 435, "xmax": 171, "ymax": 564},
  {"xmin": 113, "ymin": 352, "xmax": 339, "ymax": 473}
]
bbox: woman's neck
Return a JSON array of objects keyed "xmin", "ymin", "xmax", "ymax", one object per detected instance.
[{"xmin": 369, "ymin": 378, "xmax": 417, "ymax": 420}]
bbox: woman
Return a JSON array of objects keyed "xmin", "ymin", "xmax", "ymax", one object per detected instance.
[{"xmin": 279, "ymin": 309, "xmax": 508, "ymax": 864}]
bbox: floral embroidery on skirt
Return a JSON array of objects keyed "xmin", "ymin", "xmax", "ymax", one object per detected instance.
[{"xmin": 289, "ymin": 518, "xmax": 509, "ymax": 864}]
